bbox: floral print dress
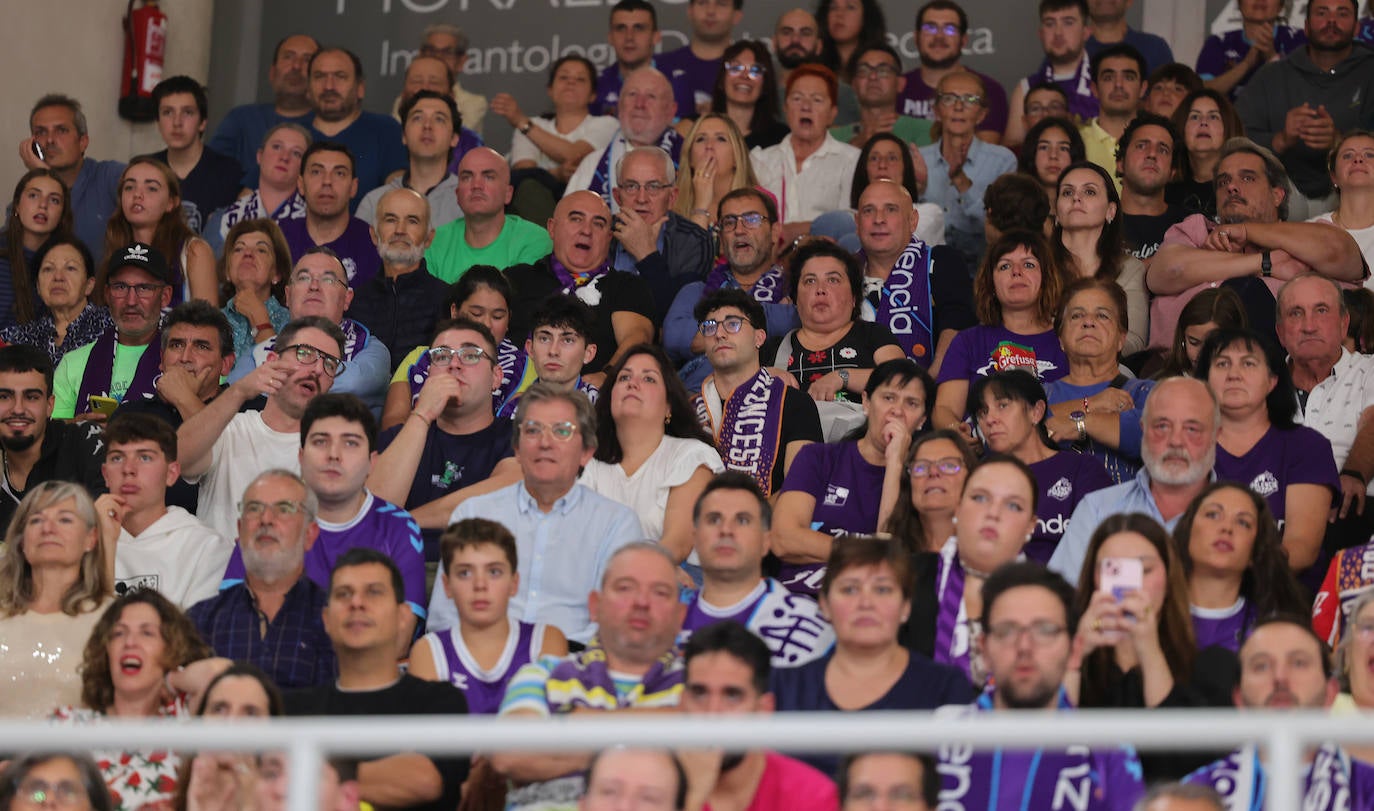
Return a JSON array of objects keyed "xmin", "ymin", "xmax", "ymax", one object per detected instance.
[{"xmin": 51, "ymin": 697, "xmax": 185, "ymax": 811}]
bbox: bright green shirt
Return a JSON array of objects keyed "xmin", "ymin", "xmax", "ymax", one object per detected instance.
[
  {"xmin": 424, "ymin": 214, "xmax": 553, "ymax": 284},
  {"xmin": 52, "ymin": 338, "xmax": 153, "ymax": 419}
]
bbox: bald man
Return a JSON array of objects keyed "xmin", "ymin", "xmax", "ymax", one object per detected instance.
[{"xmin": 567, "ymin": 67, "xmax": 684, "ymax": 204}]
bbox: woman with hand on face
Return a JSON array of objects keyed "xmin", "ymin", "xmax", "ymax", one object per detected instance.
[
  {"xmin": 884, "ymin": 429, "xmax": 975, "ymax": 556},
  {"xmin": 218, "ymin": 218, "xmax": 292, "ymax": 369},
  {"xmin": 0, "ymin": 169, "xmax": 72, "ymax": 331},
  {"xmin": 172, "ymin": 663, "xmax": 286, "ymax": 811},
  {"xmin": 708, "ymin": 41, "xmax": 790, "ymax": 150},
  {"xmin": 900, "ymin": 455, "xmax": 1039, "ymax": 688},
  {"xmin": 774, "ymin": 359, "xmax": 934, "ymax": 596},
  {"xmin": 0, "ymin": 235, "xmax": 113, "ymax": 365},
  {"xmin": 1311, "ymin": 130, "xmax": 1374, "ymax": 283},
  {"xmin": 970, "ymin": 371, "xmax": 1112, "ymax": 563},
  {"xmin": 104, "ymin": 157, "xmax": 218, "ymax": 306},
  {"xmin": 673, "ymin": 114, "xmax": 758, "ymax": 232}
]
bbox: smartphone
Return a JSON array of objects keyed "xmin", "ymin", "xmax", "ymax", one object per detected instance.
[
  {"xmin": 1098, "ymin": 557, "xmax": 1143, "ymax": 601},
  {"xmin": 30, "ymin": 140, "xmax": 44, "ymax": 162},
  {"xmin": 88, "ymin": 395, "xmax": 119, "ymax": 416}
]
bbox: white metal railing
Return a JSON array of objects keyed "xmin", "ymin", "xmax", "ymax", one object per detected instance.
[{"xmin": 5, "ymin": 709, "xmax": 1371, "ymax": 810}]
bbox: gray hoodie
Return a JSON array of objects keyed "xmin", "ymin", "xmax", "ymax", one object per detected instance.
[{"xmin": 1236, "ymin": 43, "xmax": 1374, "ymax": 199}]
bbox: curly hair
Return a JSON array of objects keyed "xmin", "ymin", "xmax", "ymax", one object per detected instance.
[
  {"xmin": 595, "ymin": 343, "xmax": 713, "ymax": 463},
  {"xmin": 79, "ymin": 589, "xmax": 212, "ymax": 713}
]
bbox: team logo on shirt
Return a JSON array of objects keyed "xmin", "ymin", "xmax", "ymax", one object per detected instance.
[
  {"xmin": 975, "ymin": 341, "xmax": 1059, "ymax": 378},
  {"xmin": 1048, "ymin": 477, "xmax": 1073, "ymax": 501},
  {"xmin": 1250, "ymin": 471, "xmax": 1279, "ymax": 497},
  {"xmin": 115, "ymin": 574, "xmax": 159, "ymax": 595},
  {"xmin": 823, "ymin": 485, "xmax": 851, "ymax": 507},
  {"xmin": 433, "ymin": 461, "xmax": 465, "ymax": 489}
]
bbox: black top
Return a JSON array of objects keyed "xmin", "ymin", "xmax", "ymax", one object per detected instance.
[
  {"xmin": 146, "ymin": 147, "xmax": 244, "ymax": 233},
  {"xmin": 612, "ymin": 212, "xmax": 713, "ymax": 323},
  {"xmin": 744, "ymin": 120, "xmax": 791, "ymax": 151},
  {"xmin": 286, "ymin": 674, "xmax": 470, "ymax": 811},
  {"xmin": 1121, "ymin": 205, "xmax": 1185, "ymax": 261},
  {"xmin": 768, "ymin": 386, "xmax": 824, "ymax": 493},
  {"xmin": 899, "ymin": 551, "xmax": 942, "ymax": 658},
  {"xmin": 346, "ymin": 261, "xmax": 451, "ymax": 373},
  {"xmin": 1165, "ymin": 179, "xmax": 1217, "ymax": 222},
  {"xmin": 0, "ymin": 420, "xmax": 107, "ymax": 533},
  {"xmin": 781, "ymin": 320, "xmax": 902, "ymax": 396}
]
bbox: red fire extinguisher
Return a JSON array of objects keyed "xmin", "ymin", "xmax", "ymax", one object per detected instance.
[{"xmin": 119, "ymin": 0, "xmax": 168, "ymax": 122}]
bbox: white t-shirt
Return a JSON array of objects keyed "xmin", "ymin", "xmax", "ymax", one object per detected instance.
[
  {"xmin": 1309, "ymin": 212, "xmax": 1374, "ymax": 292},
  {"xmin": 191, "ymin": 411, "xmax": 302, "ymax": 541},
  {"xmin": 115, "ymin": 506, "xmax": 234, "ymax": 608},
  {"xmin": 509, "ymin": 115, "xmax": 619, "ymax": 174}
]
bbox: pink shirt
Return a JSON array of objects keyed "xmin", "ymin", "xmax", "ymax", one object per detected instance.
[{"xmin": 705, "ymin": 751, "xmax": 837, "ymax": 811}]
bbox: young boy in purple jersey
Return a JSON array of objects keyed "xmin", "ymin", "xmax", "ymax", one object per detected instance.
[{"xmin": 409, "ymin": 518, "xmax": 567, "ymax": 713}]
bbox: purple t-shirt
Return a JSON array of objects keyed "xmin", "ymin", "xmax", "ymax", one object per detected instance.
[
  {"xmin": 424, "ymin": 621, "xmax": 541, "ymax": 714},
  {"xmin": 1195, "ymin": 27, "xmax": 1305, "ymax": 98},
  {"xmin": 897, "ymin": 67, "xmax": 1009, "ymax": 135},
  {"xmin": 278, "ymin": 216, "xmax": 383, "ymax": 289},
  {"xmin": 678, "ymin": 578, "xmax": 834, "ymax": 669},
  {"xmin": 1213, "ymin": 424, "xmax": 1339, "ymax": 525},
  {"xmin": 936, "ymin": 325, "xmax": 1069, "ymax": 386},
  {"xmin": 777, "ymin": 441, "xmax": 886, "ymax": 595},
  {"xmin": 1190, "ymin": 597, "xmax": 1251, "ymax": 653},
  {"xmin": 1043, "ymin": 377, "xmax": 1154, "ymax": 485},
  {"xmin": 221, "ymin": 493, "xmax": 428, "ymax": 618},
  {"xmin": 656, "ymin": 45, "xmax": 721, "ymax": 117},
  {"xmin": 1027, "ymin": 452, "xmax": 1113, "ymax": 565}
]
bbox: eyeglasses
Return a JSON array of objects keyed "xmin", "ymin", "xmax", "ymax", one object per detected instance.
[
  {"xmin": 427, "ymin": 344, "xmax": 489, "ymax": 367},
  {"xmin": 107, "ymin": 281, "xmax": 166, "ymax": 298},
  {"xmin": 699, "ymin": 316, "xmax": 749, "ymax": 336},
  {"xmin": 419, "ymin": 44, "xmax": 463, "ymax": 59},
  {"xmin": 845, "ymin": 785, "xmax": 925, "ymax": 807},
  {"xmin": 937, "ymin": 92, "xmax": 983, "ymax": 107},
  {"xmin": 854, "ymin": 63, "xmax": 899, "ymax": 79},
  {"xmin": 908, "ymin": 457, "xmax": 964, "ymax": 477},
  {"xmin": 239, "ymin": 500, "xmax": 307, "ymax": 519},
  {"xmin": 618, "ymin": 180, "xmax": 671, "ymax": 195},
  {"xmin": 920, "ymin": 22, "xmax": 961, "ymax": 36},
  {"xmin": 280, "ymin": 343, "xmax": 346, "ymax": 377},
  {"xmin": 719, "ymin": 212, "xmax": 768, "ymax": 231},
  {"xmin": 520, "ymin": 419, "xmax": 578, "ymax": 442},
  {"xmin": 290, "ymin": 270, "xmax": 347, "ymax": 288},
  {"xmin": 17, "ymin": 779, "xmax": 85, "ymax": 808},
  {"xmin": 724, "ymin": 62, "xmax": 766, "ymax": 79},
  {"xmin": 985, "ymin": 620, "xmax": 1068, "ymax": 646}
]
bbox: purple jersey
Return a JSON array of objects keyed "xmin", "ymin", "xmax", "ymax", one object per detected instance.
[
  {"xmin": 1184, "ymin": 743, "xmax": 1374, "ymax": 811},
  {"xmin": 936, "ymin": 325, "xmax": 1069, "ymax": 386},
  {"xmin": 1213, "ymin": 424, "xmax": 1339, "ymax": 525},
  {"xmin": 277, "ymin": 216, "xmax": 383, "ymax": 288},
  {"xmin": 1190, "ymin": 597, "xmax": 1252, "ymax": 653},
  {"xmin": 679, "ymin": 578, "xmax": 834, "ymax": 669},
  {"xmin": 777, "ymin": 442, "xmax": 886, "ymax": 595},
  {"xmin": 1024, "ymin": 56, "xmax": 1099, "ymax": 122},
  {"xmin": 897, "ymin": 68, "xmax": 1009, "ymax": 135},
  {"xmin": 222, "ymin": 493, "xmax": 428, "ymax": 618},
  {"xmin": 655, "ymin": 46, "xmax": 720, "ymax": 117},
  {"xmin": 1195, "ymin": 27, "xmax": 1305, "ymax": 98},
  {"xmin": 421, "ymin": 621, "xmax": 543, "ymax": 714},
  {"xmin": 1028, "ymin": 452, "xmax": 1113, "ymax": 564}
]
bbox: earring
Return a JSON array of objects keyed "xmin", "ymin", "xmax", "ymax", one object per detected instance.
[{"xmin": 665, "ymin": 414, "xmax": 671, "ymax": 425}]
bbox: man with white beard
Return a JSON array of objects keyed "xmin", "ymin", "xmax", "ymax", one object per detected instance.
[
  {"xmin": 1049, "ymin": 376, "xmax": 1218, "ymax": 581},
  {"xmin": 346, "ymin": 188, "xmax": 450, "ymax": 373}
]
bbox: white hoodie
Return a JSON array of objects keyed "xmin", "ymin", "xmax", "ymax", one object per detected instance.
[{"xmin": 115, "ymin": 506, "xmax": 234, "ymax": 608}]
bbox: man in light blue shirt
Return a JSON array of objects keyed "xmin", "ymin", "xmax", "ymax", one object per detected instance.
[
  {"xmin": 1048, "ymin": 377, "xmax": 1218, "ymax": 584},
  {"xmin": 425, "ymin": 382, "xmax": 644, "ymax": 642}
]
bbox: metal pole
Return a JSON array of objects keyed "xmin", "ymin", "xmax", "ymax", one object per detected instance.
[
  {"xmin": 287, "ymin": 733, "xmax": 322, "ymax": 811},
  {"xmin": 1266, "ymin": 721, "xmax": 1303, "ymax": 811}
]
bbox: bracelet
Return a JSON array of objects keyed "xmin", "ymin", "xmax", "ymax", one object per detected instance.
[
  {"xmin": 410, "ymin": 412, "xmax": 433, "ymax": 427},
  {"xmin": 518, "ymin": 119, "xmax": 534, "ymax": 134},
  {"xmin": 254, "ymin": 322, "xmax": 273, "ymax": 333},
  {"xmin": 691, "ymin": 207, "xmax": 711, "ymax": 217},
  {"xmin": 1341, "ymin": 468, "xmax": 1367, "ymax": 486}
]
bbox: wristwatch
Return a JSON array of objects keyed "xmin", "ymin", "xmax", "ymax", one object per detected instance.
[
  {"xmin": 837, "ymin": 369, "xmax": 850, "ymax": 391},
  {"xmin": 1261, "ymin": 250, "xmax": 1272, "ymax": 277},
  {"xmin": 1069, "ymin": 410, "xmax": 1087, "ymax": 442},
  {"xmin": 518, "ymin": 119, "xmax": 534, "ymax": 135}
]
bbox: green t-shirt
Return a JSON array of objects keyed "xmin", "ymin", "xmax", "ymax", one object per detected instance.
[
  {"xmin": 829, "ymin": 115, "xmax": 935, "ymax": 148},
  {"xmin": 52, "ymin": 338, "xmax": 153, "ymax": 419},
  {"xmin": 424, "ymin": 214, "xmax": 553, "ymax": 284}
]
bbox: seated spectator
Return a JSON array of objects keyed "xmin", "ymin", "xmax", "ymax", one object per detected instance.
[
  {"xmin": 1316, "ymin": 545, "xmax": 1374, "ymax": 648},
  {"xmin": 1085, "ymin": 0, "xmax": 1173, "ymax": 73},
  {"xmin": 207, "ymin": 34, "xmax": 318, "ymax": 189},
  {"xmin": 204, "ymin": 123, "xmax": 310, "ymax": 255},
  {"xmin": 837, "ymin": 752, "xmax": 939, "ymax": 811},
  {"xmin": 898, "ymin": 0, "xmax": 1010, "ymax": 140},
  {"xmin": 610, "ymin": 147, "xmax": 713, "ymax": 322},
  {"xmin": 413, "ymin": 23, "xmax": 489, "ymax": 135},
  {"xmin": 277, "ymin": 142, "xmax": 380, "ymax": 288},
  {"xmin": 0, "ymin": 168, "xmax": 73, "ymax": 331},
  {"xmin": 832, "ymin": 43, "xmax": 934, "ymax": 150},
  {"xmin": 1, "ymin": 235, "xmax": 113, "ymax": 366},
  {"xmin": 1005, "ymin": 0, "xmax": 1100, "ymax": 149},
  {"xmin": 693, "ymin": 289, "xmax": 821, "ymax": 495},
  {"xmin": 815, "ymin": 0, "xmax": 886, "ymax": 83},
  {"xmin": 53, "ymin": 243, "xmax": 171, "ymax": 421},
  {"xmin": 20, "ymin": 94, "xmax": 125, "ymax": 258},
  {"xmin": 1116, "ymin": 113, "xmax": 1186, "ymax": 263},
  {"xmin": 919, "ymin": 71, "xmax": 1018, "ymax": 271},
  {"xmin": 220, "ymin": 393, "xmax": 427, "ymax": 649},
  {"xmin": 346, "ymin": 189, "xmax": 449, "ymax": 374},
  {"xmin": 883, "ymin": 429, "xmax": 975, "ymax": 554},
  {"xmin": 680, "ymin": 474, "xmax": 833, "ymax": 668},
  {"xmin": 771, "ymin": 535, "xmax": 974, "ymax": 774},
  {"xmin": 1312, "ymin": 129, "xmax": 1374, "ymax": 283},
  {"xmin": 357, "ymin": 90, "xmax": 463, "ymax": 230},
  {"xmin": 304, "ymin": 47, "xmax": 407, "ymax": 210},
  {"xmin": 1197, "ymin": 0, "xmax": 1303, "ymax": 97},
  {"xmin": 500, "ymin": 293, "xmax": 601, "ymax": 420},
  {"xmin": 218, "ymin": 218, "xmax": 293, "ymax": 366},
  {"xmin": 970, "ymin": 371, "xmax": 1112, "ymax": 562},
  {"xmin": 1348, "ymin": 287, "xmax": 1374, "ymax": 353},
  {"xmin": 751, "ymin": 65, "xmax": 861, "ymax": 243},
  {"xmin": 285, "ymin": 548, "xmax": 470, "ymax": 811},
  {"xmin": 1053, "ymin": 162, "xmax": 1149, "ymax": 354},
  {"xmin": 936, "ymin": 561, "xmax": 1146, "ymax": 809},
  {"xmin": 983, "ymin": 172, "xmax": 1051, "ymax": 242},
  {"xmin": 852, "ymin": 133, "xmax": 944, "ymax": 247},
  {"xmin": 582, "ymin": 344, "xmax": 723, "ymax": 564},
  {"xmin": 1146, "ymin": 287, "xmax": 1247, "ymax": 379},
  {"xmin": 408, "ymin": 518, "xmax": 568, "ymax": 711},
  {"xmin": 491, "ymin": 543, "xmax": 686, "ymax": 808},
  {"xmin": 1019, "ymin": 116, "xmax": 1087, "ymax": 203},
  {"xmin": 678, "ymin": 621, "xmax": 838, "ymax": 811},
  {"xmin": 932, "ymin": 229, "xmax": 1069, "ymax": 438},
  {"xmin": 1333, "ymin": 593, "xmax": 1374, "ymax": 744},
  {"xmin": 113, "ymin": 301, "xmax": 237, "ymax": 439},
  {"xmin": 579, "ymin": 749, "xmax": 686, "ymax": 811},
  {"xmin": 1136, "ymin": 784, "xmax": 1226, "ymax": 811},
  {"xmin": 1044, "ymin": 278, "xmax": 1153, "ymax": 483},
  {"xmin": 0, "ymin": 755, "xmax": 114, "ymax": 811},
  {"xmin": 424, "ymin": 384, "xmax": 644, "ymax": 641},
  {"xmin": 774, "ymin": 359, "xmax": 933, "ymax": 595},
  {"xmin": 50, "ymin": 589, "xmax": 214, "ymax": 807},
  {"xmin": 187, "ymin": 469, "xmax": 336, "ymax": 688},
  {"xmin": 0, "ymin": 481, "xmax": 115, "ymax": 718},
  {"xmin": 1172, "ymin": 482, "xmax": 1308, "ymax": 652},
  {"xmin": 1018, "ymin": 81, "xmax": 1073, "ymax": 140},
  {"xmin": 178, "ymin": 315, "xmax": 345, "ymax": 540},
  {"xmin": 1142, "ymin": 63, "xmax": 1203, "ymax": 120},
  {"xmin": 145, "ymin": 76, "xmax": 243, "ymax": 233},
  {"xmin": 425, "ymin": 146, "xmax": 552, "ymax": 285},
  {"xmin": 101, "ymin": 413, "xmax": 231, "ymax": 607},
  {"xmin": 710, "ymin": 40, "xmax": 790, "ymax": 151},
  {"xmin": 197, "ymin": 661, "xmax": 284, "ymax": 717},
  {"xmin": 175, "ymin": 663, "xmax": 288, "ymax": 808},
  {"xmin": 505, "ymin": 191, "xmax": 656, "ymax": 381},
  {"xmin": 672, "ymin": 114, "xmax": 758, "ymax": 235},
  {"xmin": 1165, "ymin": 89, "xmax": 1243, "ymax": 221},
  {"xmin": 568, "ymin": 67, "xmax": 684, "ymax": 201},
  {"xmin": 390, "ymin": 58, "xmax": 486, "ymax": 185},
  {"xmin": 1079, "ymin": 44, "xmax": 1149, "ymax": 190}
]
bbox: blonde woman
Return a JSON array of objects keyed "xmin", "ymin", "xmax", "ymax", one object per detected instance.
[{"xmin": 674, "ymin": 113, "xmax": 758, "ymax": 231}]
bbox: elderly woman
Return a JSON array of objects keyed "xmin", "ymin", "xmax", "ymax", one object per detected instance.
[
  {"xmin": 1166, "ymin": 89, "xmax": 1243, "ymax": 220},
  {"xmin": 751, "ymin": 64, "xmax": 861, "ymax": 244},
  {"xmin": 1195, "ymin": 327, "xmax": 1338, "ymax": 573},
  {"xmin": 1019, "ymin": 117, "xmax": 1086, "ymax": 201},
  {"xmin": 1312, "ymin": 130, "xmax": 1374, "ymax": 286},
  {"xmin": 1, "ymin": 168, "xmax": 73, "ymax": 330},
  {"xmin": 0, "ymin": 236, "xmax": 113, "ymax": 365},
  {"xmin": 710, "ymin": 40, "xmax": 790, "ymax": 150},
  {"xmin": 0, "ymin": 482, "xmax": 117, "ymax": 718},
  {"xmin": 218, "ymin": 218, "xmax": 292, "ymax": 368},
  {"xmin": 51, "ymin": 590, "xmax": 216, "ymax": 810},
  {"xmin": 673, "ymin": 114, "xmax": 758, "ymax": 232},
  {"xmin": 932, "ymin": 229, "xmax": 1068, "ymax": 438},
  {"xmin": 774, "ymin": 359, "xmax": 934, "ymax": 595},
  {"xmin": 0, "ymin": 754, "xmax": 114, "ymax": 811},
  {"xmin": 1043, "ymin": 278, "xmax": 1154, "ymax": 484},
  {"xmin": 884, "ymin": 429, "xmax": 975, "ymax": 555},
  {"xmin": 103, "ymin": 157, "xmax": 217, "ymax": 306}
]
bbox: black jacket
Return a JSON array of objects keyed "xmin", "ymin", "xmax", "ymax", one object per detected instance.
[
  {"xmin": 346, "ymin": 260, "xmax": 451, "ymax": 373},
  {"xmin": 0, "ymin": 419, "xmax": 107, "ymax": 533},
  {"xmin": 612, "ymin": 211, "xmax": 713, "ymax": 322}
]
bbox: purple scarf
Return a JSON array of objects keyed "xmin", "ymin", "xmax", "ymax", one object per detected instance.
[
  {"xmin": 588, "ymin": 130, "xmax": 685, "ymax": 198},
  {"xmin": 75, "ymin": 328, "xmax": 162, "ymax": 416},
  {"xmin": 875, "ymin": 234, "xmax": 935, "ymax": 365},
  {"xmin": 546, "ymin": 637, "xmax": 683, "ymax": 712},
  {"xmin": 703, "ymin": 261, "xmax": 786, "ymax": 303},
  {"xmin": 1033, "ymin": 56, "xmax": 1098, "ymax": 121},
  {"xmin": 933, "ymin": 537, "xmax": 972, "ymax": 679},
  {"xmin": 710, "ymin": 368, "xmax": 788, "ymax": 497},
  {"xmin": 407, "ymin": 338, "xmax": 522, "ymax": 412},
  {"xmin": 1184, "ymin": 743, "xmax": 1372, "ymax": 811}
]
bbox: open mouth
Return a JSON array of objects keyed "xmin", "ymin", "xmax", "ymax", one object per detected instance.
[{"xmin": 119, "ymin": 655, "xmax": 144, "ymax": 676}]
